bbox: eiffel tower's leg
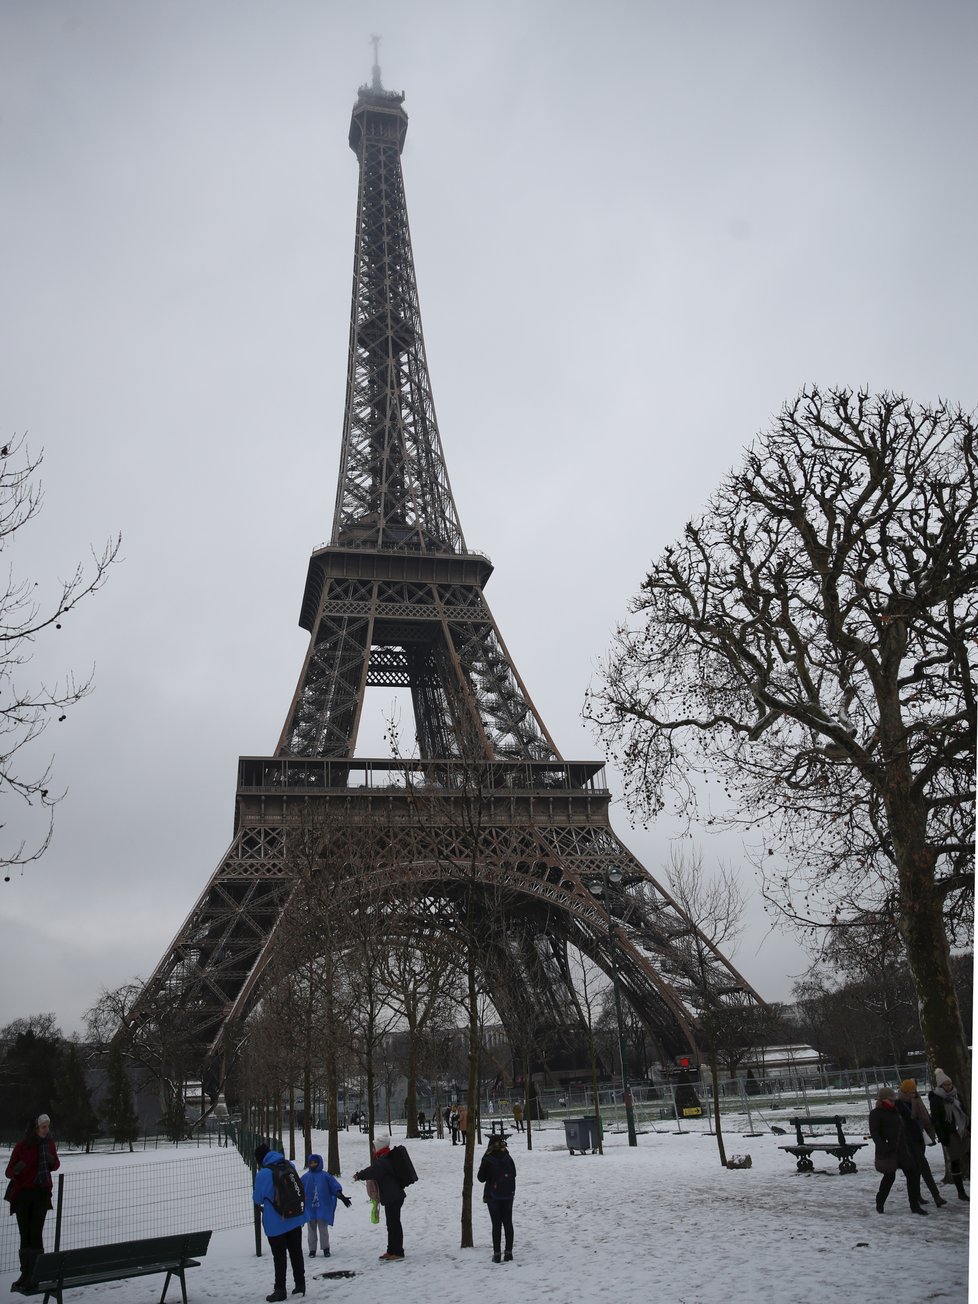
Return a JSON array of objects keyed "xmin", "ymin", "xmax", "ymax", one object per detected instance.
[
  {"xmin": 120, "ymin": 826, "xmax": 294, "ymax": 1072},
  {"xmin": 443, "ymin": 612, "xmax": 560, "ymax": 761},
  {"xmin": 277, "ymin": 579, "xmax": 375, "ymax": 758}
]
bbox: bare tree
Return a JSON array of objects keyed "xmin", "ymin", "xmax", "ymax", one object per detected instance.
[
  {"xmin": 565, "ymin": 945, "xmax": 608, "ymax": 1154},
  {"xmin": 85, "ymin": 981, "xmax": 198, "ymax": 1123},
  {"xmin": 338, "ymin": 847, "xmax": 400, "ymax": 1148},
  {"xmin": 0, "ymin": 436, "xmax": 120, "ymax": 871},
  {"xmin": 663, "ymin": 849, "xmax": 748, "ymax": 1168},
  {"xmin": 589, "ymin": 387, "xmax": 975, "ymax": 1097},
  {"xmin": 380, "ymin": 916, "xmax": 462, "ymax": 1139}
]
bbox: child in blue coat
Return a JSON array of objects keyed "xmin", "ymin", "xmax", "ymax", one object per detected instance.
[{"xmin": 302, "ymin": 1153, "xmax": 351, "ymax": 1257}]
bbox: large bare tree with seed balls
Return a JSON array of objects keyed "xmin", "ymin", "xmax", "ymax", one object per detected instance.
[{"xmin": 588, "ymin": 387, "xmax": 975, "ymax": 1097}]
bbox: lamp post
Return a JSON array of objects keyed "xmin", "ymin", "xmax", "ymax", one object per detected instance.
[{"xmin": 587, "ymin": 867, "xmax": 638, "ymax": 1147}]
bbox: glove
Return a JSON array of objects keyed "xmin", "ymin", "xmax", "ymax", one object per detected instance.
[
  {"xmin": 340, "ymin": 1194, "xmax": 352, "ymax": 1207},
  {"xmin": 12, "ymin": 1162, "xmax": 25, "ymax": 1176},
  {"xmin": 353, "ymin": 1172, "xmax": 362, "ymax": 1182}
]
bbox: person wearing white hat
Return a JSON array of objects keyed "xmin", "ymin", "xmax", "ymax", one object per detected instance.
[
  {"xmin": 928, "ymin": 1070, "xmax": 970, "ymax": 1202},
  {"xmin": 4, "ymin": 1113, "xmax": 60, "ymax": 1289}
]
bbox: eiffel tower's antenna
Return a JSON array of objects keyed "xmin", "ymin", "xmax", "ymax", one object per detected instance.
[{"xmin": 370, "ymin": 34, "xmax": 383, "ymax": 92}]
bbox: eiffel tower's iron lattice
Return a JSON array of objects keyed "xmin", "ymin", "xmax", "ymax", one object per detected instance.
[{"xmin": 123, "ymin": 68, "xmax": 763, "ymax": 1083}]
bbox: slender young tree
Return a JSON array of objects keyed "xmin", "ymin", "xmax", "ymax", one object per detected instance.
[{"xmin": 662, "ymin": 849, "xmax": 749, "ymax": 1169}]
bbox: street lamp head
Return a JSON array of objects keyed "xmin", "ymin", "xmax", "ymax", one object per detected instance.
[
  {"xmin": 586, "ymin": 878, "xmax": 603, "ymax": 896},
  {"xmin": 608, "ymin": 867, "xmax": 624, "ymax": 887}
]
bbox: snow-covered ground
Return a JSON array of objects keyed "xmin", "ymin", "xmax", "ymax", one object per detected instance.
[{"xmin": 4, "ymin": 1117, "xmax": 971, "ymax": 1304}]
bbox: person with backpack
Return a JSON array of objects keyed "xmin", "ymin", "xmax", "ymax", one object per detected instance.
[
  {"xmin": 477, "ymin": 1133, "xmax": 517, "ymax": 1263},
  {"xmin": 302, "ymin": 1153, "xmax": 351, "ymax": 1257},
  {"xmin": 253, "ymin": 1143, "xmax": 307, "ymax": 1300},
  {"xmin": 353, "ymin": 1143, "xmax": 408, "ymax": 1261}
]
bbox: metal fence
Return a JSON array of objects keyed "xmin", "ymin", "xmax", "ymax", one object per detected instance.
[{"xmin": 0, "ymin": 1143, "xmax": 254, "ymax": 1275}]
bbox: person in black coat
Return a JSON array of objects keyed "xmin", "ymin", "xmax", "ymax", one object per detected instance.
[
  {"xmin": 477, "ymin": 1135, "xmax": 517, "ymax": 1263},
  {"xmin": 353, "ymin": 1146, "xmax": 406, "ymax": 1260},
  {"xmin": 928, "ymin": 1068, "xmax": 970, "ymax": 1202},
  {"xmin": 896, "ymin": 1078, "xmax": 945, "ymax": 1207},
  {"xmin": 869, "ymin": 1087, "xmax": 926, "ymax": 1215}
]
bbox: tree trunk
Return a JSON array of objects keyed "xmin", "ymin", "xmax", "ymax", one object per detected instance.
[
  {"xmin": 885, "ymin": 768, "xmax": 970, "ymax": 1102},
  {"xmin": 900, "ymin": 864, "xmax": 970, "ymax": 1100},
  {"xmin": 523, "ymin": 1057, "xmax": 533, "ymax": 1152},
  {"xmin": 303, "ymin": 1053, "xmax": 313, "ymax": 1163},
  {"xmin": 288, "ymin": 1083, "xmax": 296, "ymax": 1161},
  {"xmin": 460, "ymin": 946, "xmax": 478, "ymax": 1248},
  {"xmin": 405, "ymin": 1018, "xmax": 419, "ymax": 1138},
  {"xmin": 709, "ymin": 1041, "xmax": 727, "ymax": 1168},
  {"xmin": 326, "ymin": 1053, "xmax": 341, "ymax": 1176}
]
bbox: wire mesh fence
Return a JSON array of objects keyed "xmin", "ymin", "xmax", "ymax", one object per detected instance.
[{"xmin": 0, "ymin": 1145, "xmax": 254, "ymax": 1276}]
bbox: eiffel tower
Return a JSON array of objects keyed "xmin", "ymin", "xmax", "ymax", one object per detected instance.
[{"xmin": 125, "ymin": 57, "xmax": 761, "ymax": 1087}]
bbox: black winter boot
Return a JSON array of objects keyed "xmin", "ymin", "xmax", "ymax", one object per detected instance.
[
  {"xmin": 954, "ymin": 1176, "xmax": 970, "ymax": 1202},
  {"xmin": 11, "ymin": 1248, "xmax": 30, "ymax": 1290}
]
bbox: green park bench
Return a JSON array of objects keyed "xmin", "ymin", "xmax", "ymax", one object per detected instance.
[
  {"xmin": 16, "ymin": 1230, "xmax": 212, "ymax": 1304},
  {"xmin": 780, "ymin": 1115, "xmax": 865, "ymax": 1174}
]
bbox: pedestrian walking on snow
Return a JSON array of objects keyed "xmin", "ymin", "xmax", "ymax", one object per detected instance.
[
  {"xmin": 869, "ymin": 1087, "xmax": 926, "ymax": 1216},
  {"xmin": 353, "ymin": 1144, "xmax": 407, "ymax": 1261},
  {"xmin": 896, "ymin": 1079, "xmax": 946, "ymax": 1207},
  {"xmin": 929, "ymin": 1069, "xmax": 970, "ymax": 1202},
  {"xmin": 4, "ymin": 1113, "xmax": 60, "ymax": 1291},
  {"xmin": 477, "ymin": 1134, "xmax": 517, "ymax": 1263},
  {"xmin": 302, "ymin": 1153, "xmax": 350, "ymax": 1257},
  {"xmin": 512, "ymin": 1101, "xmax": 524, "ymax": 1133},
  {"xmin": 253, "ymin": 1143, "xmax": 306, "ymax": 1301}
]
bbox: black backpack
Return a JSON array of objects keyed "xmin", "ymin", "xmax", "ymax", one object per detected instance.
[
  {"xmin": 270, "ymin": 1160, "xmax": 305, "ymax": 1219},
  {"xmin": 387, "ymin": 1145, "xmax": 418, "ymax": 1189},
  {"xmin": 488, "ymin": 1155, "xmax": 516, "ymax": 1199}
]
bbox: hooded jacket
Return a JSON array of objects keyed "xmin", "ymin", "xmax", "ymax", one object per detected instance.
[
  {"xmin": 252, "ymin": 1150, "xmax": 307, "ymax": 1237},
  {"xmin": 302, "ymin": 1154, "xmax": 344, "ymax": 1225}
]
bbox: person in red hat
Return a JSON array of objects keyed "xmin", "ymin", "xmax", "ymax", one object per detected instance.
[
  {"xmin": 869, "ymin": 1087, "xmax": 926, "ymax": 1215},
  {"xmin": 896, "ymin": 1079, "xmax": 945, "ymax": 1207}
]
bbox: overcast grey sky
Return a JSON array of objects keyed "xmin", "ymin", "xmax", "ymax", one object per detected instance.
[{"xmin": 1, "ymin": 0, "xmax": 975, "ymax": 1036}]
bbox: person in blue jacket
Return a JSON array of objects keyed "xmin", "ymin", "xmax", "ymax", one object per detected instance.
[
  {"xmin": 302, "ymin": 1153, "xmax": 351, "ymax": 1257},
  {"xmin": 253, "ymin": 1144, "xmax": 306, "ymax": 1301}
]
